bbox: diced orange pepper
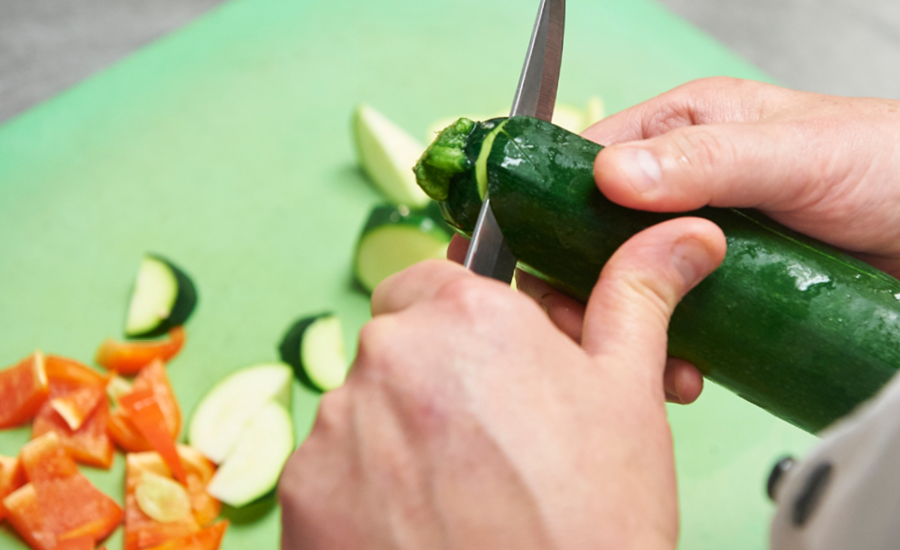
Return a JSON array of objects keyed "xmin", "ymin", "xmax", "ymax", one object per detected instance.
[
  {"xmin": 0, "ymin": 351, "xmax": 49, "ymax": 428},
  {"xmin": 141, "ymin": 521, "xmax": 229, "ymax": 550},
  {"xmin": 0, "ymin": 454, "xmax": 26, "ymax": 522},
  {"xmin": 108, "ymin": 410, "xmax": 154, "ymax": 453},
  {"xmin": 55, "ymin": 534, "xmax": 95, "ymax": 550},
  {"xmin": 20, "ymin": 433, "xmax": 123, "ymax": 543},
  {"xmin": 119, "ymin": 389, "xmax": 187, "ymax": 486},
  {"xmin": 95, "ymin": 327, "xmax": 186, "ymax": 375},
  {"xmin": 44, "ymin": 355, "xmax": 108, "ymax": 390},
  {"xmin": 51, "ymin": 384, "xmax": 106, "ymax": 431},
  {"xmin": 3, "ymin": 483, "xmax": 57, "ymax": 550},
  {"xmin": 125, "ymin": 451, "xmax": 201, "ymax": 550},
  {"xmin": 108, "ymin": 360, "xmax": 181, "ymax": 454},
  {"xmin": 177, "ymin": 446, "xmax": 221, "ymax": 527},
  {"xmin": 32, "ymin": 356, "xmax": 114, "ymax": 469}
]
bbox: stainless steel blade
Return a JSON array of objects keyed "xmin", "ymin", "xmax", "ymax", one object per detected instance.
[
  {"xmin": 463, "ymin": 197, "xmax": 518, "ymax": 281},
  {"xmin": 463, "ymin": 0, "xmax": 565, "ymax": 282}
]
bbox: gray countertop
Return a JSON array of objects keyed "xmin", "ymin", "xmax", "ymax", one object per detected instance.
[{"xmin": 1, "ymin": 0, "xmax": 898, "ymax": 124}]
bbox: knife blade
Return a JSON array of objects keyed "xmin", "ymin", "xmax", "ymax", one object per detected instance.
[{"xmin": 463, "ymin": 0, "xmax": 565, "ymax": 282}]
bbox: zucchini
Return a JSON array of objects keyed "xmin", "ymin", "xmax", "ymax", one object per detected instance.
[
  {"xmin": 188, "ymin": 363, "xmax": 292, "ymax": 463},
  {"xmin": 206, "ymin": 400, "xmax": 294, "ymax": 508},
  {"xmin": 353, "ymin": 203, "xmax": 453, "ymax": 293},
  {"xmin": 279, "ymin": 312, "xmax": 349, "ymax": 392},
  {"xmin": 352, "ymin": 104, "xmax": 430, "ymax": 208},
  {"xmin": 125, "ymin": 255, "xmax": 197, "ymax": 338},
  {"xmin": 415, "ymin": 116, "xmax": 900, "ymax": 433}
]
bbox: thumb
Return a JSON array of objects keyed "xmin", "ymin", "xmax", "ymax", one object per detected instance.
[
  {"xmin": 581, "ymin": 218, "xmax": 726, "ymax": 386},
  {"xmin": 595, "ymin": 122, "xmax": 812, "ymax": 213}
]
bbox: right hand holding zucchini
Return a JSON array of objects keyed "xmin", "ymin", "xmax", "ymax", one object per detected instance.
[{"xmin": 279, "ymin": 220, "xmax": 724, "ymax": 550}]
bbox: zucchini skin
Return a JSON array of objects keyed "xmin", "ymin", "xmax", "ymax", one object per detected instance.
[{"xmin": 431, "ymin": 116, "xmax": 900, "ymax": 433}]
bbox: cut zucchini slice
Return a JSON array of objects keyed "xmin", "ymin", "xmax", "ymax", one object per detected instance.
[
  {"xmin": 188, "ymin": 363, "xmax": 292, "ymax": 464},
  {"xmin": 125, "ymin": 255, "xmax": 197, "ymax": 338},
  {"xmin": 206, "ymin": 400, "xmax": 294, "ymax": 508},
  {"xmin": 354, "ymin": 204, "xmax": 453, "ymax": 293},
  {"xmin": 279, "ymin": 313, "xmax": 349, "ymax": 392},
  {"xmin": 352, "ymin": 104, "xmax": 430, "ymax": 208},
  {"xmin": 135, "ymin": 470, "xmax": 192, "ymax": 523}
]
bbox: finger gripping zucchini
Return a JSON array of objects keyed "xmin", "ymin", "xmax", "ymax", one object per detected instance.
[{"xmin": 415, "ymin": 116, "xmax": 900, "ymax": 433}]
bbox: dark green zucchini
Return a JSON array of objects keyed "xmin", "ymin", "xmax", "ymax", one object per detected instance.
[{"xmin": 415, "ymin": 116, "xmax": 900, "ymax": 433}]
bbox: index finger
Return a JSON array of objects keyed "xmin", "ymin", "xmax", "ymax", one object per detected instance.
[{"xmin": 580, "ymin": 77, "xmax": 775, "ymax": 146}]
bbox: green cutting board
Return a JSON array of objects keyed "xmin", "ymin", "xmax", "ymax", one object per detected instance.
[{"xmin": 0, "ymin": 0, "xmax": 816, "ymax": 548}]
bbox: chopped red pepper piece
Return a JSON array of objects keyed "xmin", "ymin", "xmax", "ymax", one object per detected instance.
[
  {"xmin": 3, "ymin": 483, "xmax": 56, "ymax": 550},
  {"xmin": 0, "ymin": 351, "xmax": 49, "ymax": 429},
  {"xmin": 125, "ymin": 451, "xmax": 201, "ymax": 550},
  {"xmin": 108, "ymin": 360, "xmax": 181, "ymax": 453},
  {"xmin": 15, "ymin": 433, "xmax": 123, "ymax": 546},
  {"xmin": 95, "ymin": 327, "xmax": 186, "ymax": 375},
  {"xmin": 55, "ymin": 534, "xmax": 95, "ymax": 550},
  {"xmin": 142, "ymin": 520, "xmax": 229, "ymax": 550},
  {"xmin": 0, "ymin": 454, "xmax": 26, "ymax": 522},
  {"xmin": 31, "ymin": 355, "xmax": 113, "ymax": 469},
  {"xmin": 44, "ymin": 355, "xmax": 108, "ymax": 389},
  {"xmin": 50, "ymin": 384, "xmax": 105, "ymax": 430},
  {"xmin": 119, "ymin": 389, "xmax": 187, "ymax": 486}
]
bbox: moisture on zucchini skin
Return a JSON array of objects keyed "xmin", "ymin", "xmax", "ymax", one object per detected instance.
[{"xmin": 416, "ymin": 115, "xmax": 900, "ymax": 433}]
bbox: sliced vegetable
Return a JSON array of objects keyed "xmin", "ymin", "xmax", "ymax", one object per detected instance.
[
  {"xmin": 352, "ymin": 103, "xmax": 429, "ymax": 207},
  {"xmin": 108, "ymin": 360, "xmax": 181, "ymax": 453},
  {"xmin": 32, "ymin": 355, "xmax": 113, "ymax": 468},
  {"xmin": 188, "ymin": 363, "xmax": 292, "ymax": 464},
  {"xmin": 416, "ymin": 115, "xmax": 900, "ymax": 433},
  {"xmin": 353, "ymin": 204, "xmax": 452, "ymax": 292},
  {"xmin": 3, "ymin": 484, "xmax": 56, "ymax": 550},
  {"xmin": 50, "ymin": 384, "xmax": 105, "ymax": 430},
  {"xmin": 120, "ymin": 389, "xmax": 187, "ymax": 486},
  {"xmin": 206, "ymin": 400, "xmax": 294, "ymax": 507},
  {"xmin": 125, "ymin": 452, "xmax": 200, "ymax": 550},
  {"xmin": 45, "ymin": 354, "xmax": 108, "ymax": 389},
  {"xmin": 0, "ymin": 351, "xmax": 49, "ymax": 429},
  {"xmin": 106, "ymin": 375, "xmax": 134, "ymax": 407},
  {"xmin": 142, "ymin": 520, "xmax": 229, "ymax": 550},
  {"xmin": 54, "ymin": 534, "xmax": 95, "ymax": 550},
  {"xmin": 279, "ymin": 313, "xmax": 349, "ymax": 392},
  {"xmin": 0, "ymin": 454, "xmax": 25, "ymax": 522},
  {"xmin": 136, "ymin": 471, "xmax": 192, "ymax": 524},
  {"xmin": 96, "ymin": 326, "xmax": 186, "ymax": 375},
  {"xmin": 19, "ymin": 433, "xmax": 123, "ymax": 544},
  {"xmin": 125, "ymin": 255, "xmax": 197, "ymax": 339}
]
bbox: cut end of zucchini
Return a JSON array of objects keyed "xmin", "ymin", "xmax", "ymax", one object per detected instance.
[
  {"xmin": 206, "ymin": 400, "xmax": 294, "ymax": 508},
  {"xmin": 188, "ymin": 363, "xmax": 293, "ymax": 464},
  {"xmin": 125, "ymin": 255, "xmax": 197, "ymax": 339},
  {"xmin": 353, "ymin": 204, "xmax": 451, "ymax": 293},
  {"xmin": 280, "ymin": 313, "xmax": 349, "ymax": 392},
  {"xmin": 352, "ymin": 104, "xmax": 430, "ymax": 208},
  {"xmin": 413, "ymin": 118, "xmax": 475, "ymax": 201}
]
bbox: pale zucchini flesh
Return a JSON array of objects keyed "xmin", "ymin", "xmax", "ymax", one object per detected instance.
[
  {"xmin": 188, "ymin": 363, "xmax": 292, "ymax": 463},
  {"xmin": 206, "ymin": 400, "xmax": 294, "ymax": 508}
]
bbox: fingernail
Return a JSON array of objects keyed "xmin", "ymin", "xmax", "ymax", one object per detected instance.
[
  {"xmin": 615, "ymin": 147, "xmax": 661, "ymax": 193},
  {"xmin": 672, "ymin": 239, "xmax": 713, "ymax": 288}
]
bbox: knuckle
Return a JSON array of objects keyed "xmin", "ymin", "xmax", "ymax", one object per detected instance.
[
  {"xmin": 668, "ymin": 127, "xmax": 737, "ymax": 177},
  {"xmin": 436, "ymin": 277, "xmax": 532, "ymax": 330},
  {"xmin": 355, "ymin": 318, "xmax": 402, "ymax": 378}
]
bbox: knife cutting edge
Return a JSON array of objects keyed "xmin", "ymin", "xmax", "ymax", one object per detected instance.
[{"xmin": 463, "ymin": 0, "xmax": 565, "ymax": 282}]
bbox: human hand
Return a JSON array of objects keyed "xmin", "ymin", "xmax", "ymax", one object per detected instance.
[
  {"xmin": 527, "ymin": 78, "xmax": 900, "ymax": 401},
  {"xmin": 587, "ymin": 77, "xmax": 900, "ymax": 277},
  {"xmin": 447, "ymin": 236, "xmax": 704, "ymax": 405},
  {"xmin": 279, "ymin": 218, "xmax": 725, "ymax": 550}
]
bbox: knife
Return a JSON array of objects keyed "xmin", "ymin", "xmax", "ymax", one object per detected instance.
[{"xmin": 462, "ymin": 0, "xmax": 565, "ymax": 282}]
